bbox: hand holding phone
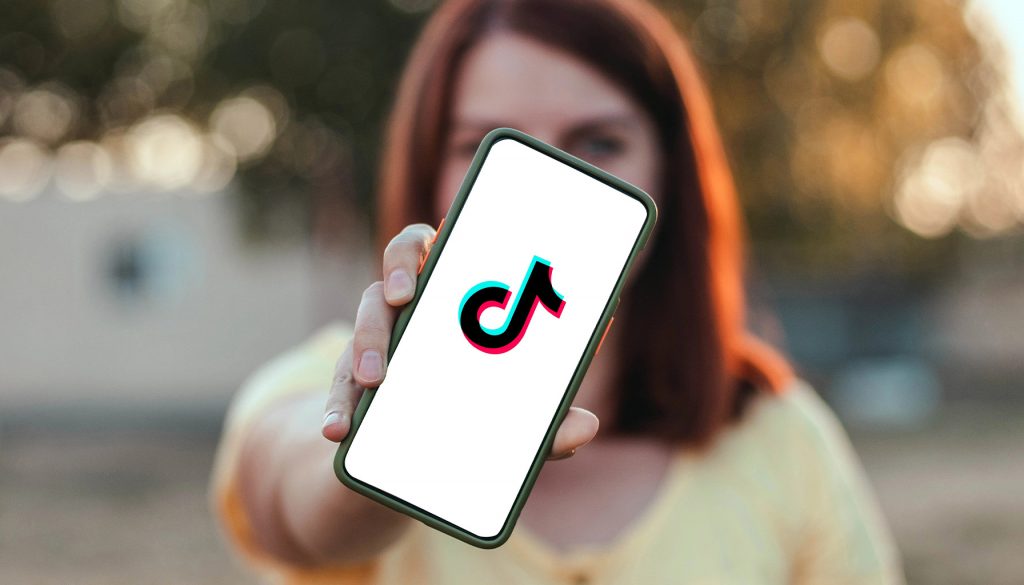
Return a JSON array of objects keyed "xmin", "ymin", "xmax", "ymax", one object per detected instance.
[
  {"xmin": 329, "ymin": 128, "xmax": 656, "ymax": 549},
  {"xmin": 321, "ymin": 224, "xmax": 600, "ymax": 461}
]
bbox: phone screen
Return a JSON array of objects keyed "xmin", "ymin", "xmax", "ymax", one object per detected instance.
[{"xmin": 344, "ymin": 135, "xmax": 650, "ymax": 539}]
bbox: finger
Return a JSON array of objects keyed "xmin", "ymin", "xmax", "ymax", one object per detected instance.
[
  {"xmin": 546, "ymin": 407, "xmax": 599, "ymax": 460},
  {"xmin": 322, "ymin": 343, "xmax": 362, "ymax": 442},
  {"xmin": 351, "ymin": 281, "xmax": 398, "ymax": 388},
  {"xmin": 382, "ymin": 223, "xmax": 436, "ymax": 306}
]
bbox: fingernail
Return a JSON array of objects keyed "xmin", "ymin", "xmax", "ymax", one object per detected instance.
[
  {"xmin": 323, "ymin": 411, "xmax": 341, "ymax": 429},
  {"xmin": 550, "ymin": 448, "xmax": 577, "ymax": 461},
  {"xmin": 386, "ymin": 270, "xmax": 413, "ymax": 300},
  {"xmin": 358, "ymin": 350, "xmax": 383, "ymax": 381}
]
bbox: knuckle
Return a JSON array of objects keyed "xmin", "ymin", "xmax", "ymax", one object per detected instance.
[
  {"xmin": 354, "ymin": 323, "xmax": 390, "ymax": 344},
  {"xmin": 331, "ymin": 368, "xmax": 354, "ymax": 389},
  {"xmin": 385, "ymin": 230, "xmax": 430, "ymax": 262},
  {"xmin": 382, "ymin": 238, "xmax": 404, "ymax": 259},
  {"xmin": 361, "ymin": 280, "xmax": 385, "ymax": 299},
  {"xmin": 404, "ymin": 222, "xmax": 434, "ymax": 238},
  {"xmin": 326, "ymin": 396, "xmax": 353, "ymax": 416}
]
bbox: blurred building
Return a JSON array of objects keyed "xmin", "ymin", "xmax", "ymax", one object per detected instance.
[{"xmin": 0, "ymin": 186, "xmax": 371, "ymax": 413}]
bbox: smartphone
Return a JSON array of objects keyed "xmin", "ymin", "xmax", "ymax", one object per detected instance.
[{"xmin": 334, "ymin": 127, "xmax": 657, "ymax": 549}]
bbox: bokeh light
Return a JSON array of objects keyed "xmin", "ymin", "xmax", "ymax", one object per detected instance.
[
  {"xmin": 819, "ymin": 17, "xmax": 881, "ymax": 82},
  {"xmin": 191, "ymin": 134, "xmax": 238, "ymax": 193},
  {"xmin": 885, "ymin": 43, "xmax": 946, "ymax": 107},
  {"xmin": 690, "ymin": 5, "xmax": 749, "ymax": 63},
  {"xmin": 54, "ymin": 140, "xmax": 114, "ymax": 201},
  {"xmin": 98, "ymin": 127, "xmax": 141, "ymax": 192},
  {"xmin": 0, "ymin": 0, "xmax": 1017, "ymax": 254},
  {"xmin": 209, "ymin": 94, "xmax": 280, "ymax": 163},
  {"xmin": 13, "ymin": 85, "xmax": 79, "ymax": 144},
  {"xmin": 0, "ymin": 138, "xmax": 52, "ymax": 202},
  {"xmin": 126, "ymin": 114, "xmax": 203, "ymax": 191},
  {"xmin": 893, "ymin": 137, "xmax": 981, "ymax": 238}
]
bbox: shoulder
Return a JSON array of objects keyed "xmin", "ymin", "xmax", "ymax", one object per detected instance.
[
  {"xmin": 711, "ymin": 378, "xmax": 862, "ymax": 492},
  {"xmin": 725, "ymin": 378, "xmax": 881, "ymax": 520},
  {"xmin": 706, "ymin": 380, "xmax": 904, "ymax": 581},
  {"xmin": 738, "ymin": 378, "xmax": 849, "ymax": 452},
  {"xmin": 733, "ymin": 389, "xmax": 904, "ymax": 582}
]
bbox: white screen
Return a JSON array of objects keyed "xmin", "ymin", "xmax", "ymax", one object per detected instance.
[{"xmin": 344, "ymin": 137, "xmax": 648, "ymax": 539}]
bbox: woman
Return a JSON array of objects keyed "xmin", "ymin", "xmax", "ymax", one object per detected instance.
[{"xmin": 210, "ymin": 0, "xmax": 905, "ymax": 583}]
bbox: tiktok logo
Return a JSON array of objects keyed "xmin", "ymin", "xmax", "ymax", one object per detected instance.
[{"xmin": 458, "ymin": 255, "xmax": 566, "ymax": 354}]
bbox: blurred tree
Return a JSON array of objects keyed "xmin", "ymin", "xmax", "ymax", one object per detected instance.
[
  {"xmin": 0, "ymin": 0, "xmax": 430, "ymax": 244},
  {"xmin": 199, "ymin": 0, "xmax": 429, "ymax": 245},
  {"xmin": 1, "ymin": 0, "xmax": 1020, "ymax": 280},
  {"xmin": 654, "ymin": 0, "xmax": 1023, "ymax": 283}
]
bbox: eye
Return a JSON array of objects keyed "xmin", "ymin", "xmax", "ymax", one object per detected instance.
[{"xmin": 572, "ymin": 134, "xmax": 624, "ymax": 159}]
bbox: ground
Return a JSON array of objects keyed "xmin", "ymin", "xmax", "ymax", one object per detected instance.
[{"xmin": 0, "ymin": 404, "xmax": 1021, "ymax": 584}]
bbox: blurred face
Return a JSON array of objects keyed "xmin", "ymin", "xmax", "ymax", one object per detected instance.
[{"xmin": 435, "ymin": 32, "xmax": 663, "ymax": 230}]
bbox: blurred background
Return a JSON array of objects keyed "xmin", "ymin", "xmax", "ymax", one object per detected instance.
[{"xmin": 1, "ymin": 0, "xmax": 1022, "ymax": 583}]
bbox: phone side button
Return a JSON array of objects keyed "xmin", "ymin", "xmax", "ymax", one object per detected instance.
[
  {"xmin": 431, "ymin": 217, "xmax": 445, "ymax": 244},
  {"xmin": 418, "ymin": 217, "xmax": 445, "ymax": 275},
  {"xmin": 595, "ymin": 316, "xmax": 615, "ymax": 356}
]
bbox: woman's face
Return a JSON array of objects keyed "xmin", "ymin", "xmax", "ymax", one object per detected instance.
[{"xmin": 435, "ymin": 32, "xmax": 663, "ymax": 224}]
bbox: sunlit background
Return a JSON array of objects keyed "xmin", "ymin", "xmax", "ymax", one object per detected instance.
[{"xmin": 1, "ymin": 0, "xmax": 1022, "ymax": 583}]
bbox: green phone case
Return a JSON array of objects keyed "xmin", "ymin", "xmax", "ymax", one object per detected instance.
[{"xmin": 334, "ymin": 127, "xmax": 658, "ymax": 549}]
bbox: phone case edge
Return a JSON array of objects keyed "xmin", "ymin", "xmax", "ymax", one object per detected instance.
[{"xmin": 333, "ymin": 126, "xmax": 659, "ymax": 550}]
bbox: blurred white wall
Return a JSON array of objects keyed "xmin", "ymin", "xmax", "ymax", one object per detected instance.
[{"xmin": 0, "ymin": 188, "xmax": 369, "ymax": 411}]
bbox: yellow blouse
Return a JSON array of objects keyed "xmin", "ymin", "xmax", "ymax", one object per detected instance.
[{"xmin": 210, "ymin": 321, "xmax": 905, "ymax": 585}]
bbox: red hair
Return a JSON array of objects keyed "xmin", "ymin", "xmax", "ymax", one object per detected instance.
[{"xmin": 375, "ymin": 0, "xmax": 793, "ymax": 448}]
